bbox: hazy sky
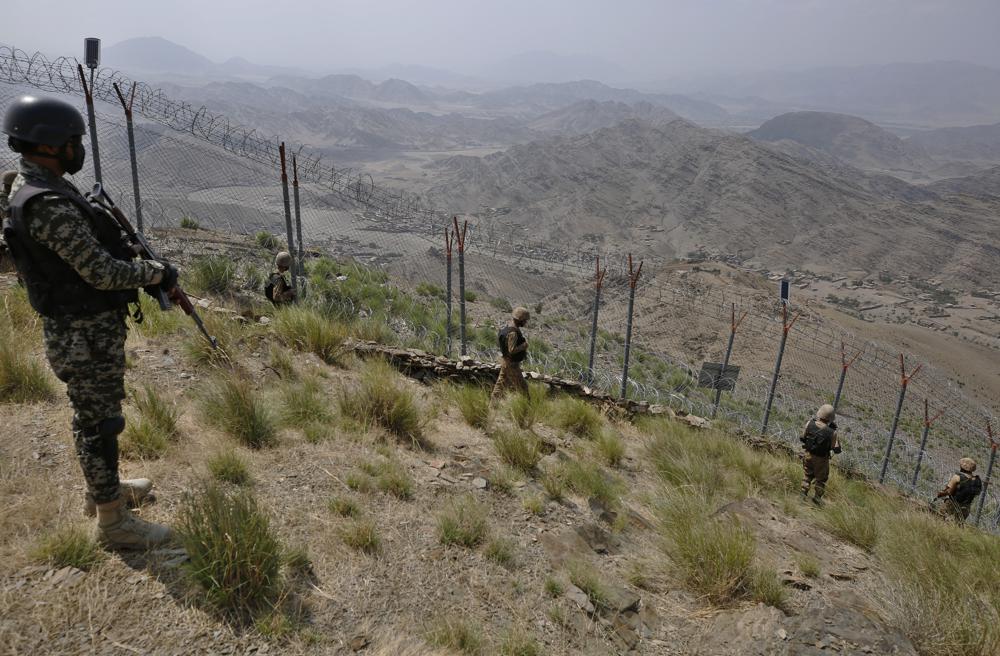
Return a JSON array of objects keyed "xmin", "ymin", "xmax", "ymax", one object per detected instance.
[{"xmin": 4, "ymin": 0, "xmax": 1000, "ymax": 82}]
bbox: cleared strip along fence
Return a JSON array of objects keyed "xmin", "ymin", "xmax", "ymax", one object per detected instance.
[{"xmin": 1, "ymin": 45, "xmax": 997, "ymax": 529}]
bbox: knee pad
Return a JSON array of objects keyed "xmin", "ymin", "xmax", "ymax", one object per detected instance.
[{"xmin": 81, "ymin": 415, "xmax": 126, "ymax": 439}]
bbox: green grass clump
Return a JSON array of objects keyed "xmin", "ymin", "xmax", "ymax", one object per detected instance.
[
  {"xmin": 544, "ymin": 576, "xmax": 564, "ymax": 598},
  {"xmin": 498, "ymin": 629, "xmax": 540, "ymax": 656},
  {"xmin": 267, "ymin": 346, "xmax": 297, "ymax": 380},
  {"xmin": 179, "ymin": 216, "xmax": 201, "ymax": 230},
  {"xmin": 303, "ymin": 422, "xmax": 335, "ymax": 444},
  {"xmin": 0, "ymin": 285, "xmax": 38, "ymax": 333},
  {"xmin": 594, "ymin": 431, "xmax": 625, "ymax": 467},
  {"xmin": 489, "ymin": 465, "xmax": 519, "ymax": 496},
  {"xmin": 329, "ymin": 496, "xmax": 361, "ymax": 518},
  {"xmin": 207, "ymin": 451, "xmax": 252, "ymax": 485},
  {"xmin": 120, "ymin": 385, "xmax": 179, "ymax": 459},
  {"xmin": 563, "ymin": 460, "xmax": 621, "ymax": 505},
  {"xmin": 820, "ymin": 503, "xmax": 880, "ymax": 552},
  {"xmin": 540, "ymin": 465, "xmax": 567, "ymax": 501},
  {"xmin": 484, "ymin": 538, "xmax": 515, "ymax": 568},
  {"xmin": 178, "ymin": 483, "xmax": 283, "ymax": 615},
  {"xmin": 567, "ymin": 559, "xmax": 608, "ymax": 608},
  {"xmin": 449, "ymin": 384, "xmax": 491, "ymax": 430},
  {"xmin": 128, "ymin": 294, "xmax": 186, "ymax": 338},
  {"xmin": 550, "ymin": 396, "xmax": 603, "ymax": 439},
  {"xmin": 32, "ymin": 526, "xmax": 104, "ymax": 571},
  {"xmin": 0, "ymin": 331, "xmax": 56, "ymax": 404},
  {"xmin": 340, "ymin": 519, "xmax": 381, "ymax": 555},
  {"xmin": 491, "ymin": 428, "xmax": 542, "ymax": 472},
  {"xmin": 199, "ymin": 374, "xmax": 277, "ymax": 448},
  {"xmin": 425, "ymin": 617, "xmax": 484, "ymax": 655},
  {"xmin": 187, "ymin": 255, "xmax": 235, "ymax": 295},
  {"xmin": 339, "ymin": 359, "xmax": 425, "ymax": 444},
  {"xmin": 279, "ymin": 375, "xmax": 335, "ymax": 428},
  {"xmin": 273, "ymin": 305, "xmax": 351, "ymax": 366},
  {"xmin": 508, "ymin": 383, "xmax": 547, "ymax": 430},
  {"xmin": 255, "ymin": 231, "xmax": 282, "ymax": 250},
  {"xmin": 796, "ymin": 553, "xmax": 821, "ymax": 578},
  {"xmin": 437, "ymin": 495, "xmax": 489, "ymax": 548},
  {"xmin": 350, "ymin": 459, "xmax": 414, "ymax": 500}
]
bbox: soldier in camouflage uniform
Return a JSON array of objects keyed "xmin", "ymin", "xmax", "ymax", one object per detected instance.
[
  {"xmin": 491, "ymin": 306, "xmax": 530, "ymax": 402},
  {"xmin": 2, "ymin": 96, "xmax": 176, "ymax": 549}
]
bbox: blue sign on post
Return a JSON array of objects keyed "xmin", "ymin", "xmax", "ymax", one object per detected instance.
[{"xmin": 780, "ymin": 278, "xmax": 790, "ymax": 305}]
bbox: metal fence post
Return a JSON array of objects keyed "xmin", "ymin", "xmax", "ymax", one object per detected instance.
[
  {"xmin": 112, "ymin": 82, "xmax": 143, "ymax": 231},
  {"xmin": 292, "ymin": 155, "xmax": 305, "ymax": 291},
  {"xmin": 76, "ymin": 64, "xmax": 102, "ymax": 185},
  {"xmin": 760, "ymin": 304, "xmax": 799, "ymax": 436},
  {"xmin": 879, "ymin": 354, "xmax": 921, "ymax": 484},
  {"xmin": 911, "ymin": 399, "xmax": 944, "ymax": 492},
  {"xmin": 712, "ymin": 303, "xmax": 747, "ymax": 418},
  {"xmin": 620, "ymin": 254, "xmax": 642, "ymax": 399},
  {"xmin": 586, "ymin": 256, "xmax": 607, "ymax": 386},
  {"xmin": 445, "ymin": 228, "xmax": 454, "ymax": 356},
  {"xmin": 833, "ymin": 342, "xmax": 863, "ymax": 415},
  {"xmin": 975, "ymin": 421, "xmax": 996, "ymax": 526},
  {"xmin": 278, "ymin": 143, "xmax": 297, "ymax": 295},
  {"xmin": 453, "ymin": 216, "xmax": 468, "ymax": 356}
]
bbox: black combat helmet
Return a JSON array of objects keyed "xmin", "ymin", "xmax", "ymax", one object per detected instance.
[{"xmin": 3, "ymin": 95, "xmax": 86, "ymax": 147}]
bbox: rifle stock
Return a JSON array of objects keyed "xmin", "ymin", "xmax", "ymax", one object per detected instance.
[{"xmin": 89, "ymin": 184, "xmax": 218, "ymax": 349}]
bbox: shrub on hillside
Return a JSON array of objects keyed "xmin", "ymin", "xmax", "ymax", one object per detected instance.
[
  {"xmin": 448, "ymin": 384, "xmax": 491, "ymax": 430},
  {"xmin": 255, "ymin": 231, "xmax": 282, "ymax": 250},
  {"xmin": 339, "ymin": 359, "xmax": 425, "ymax": 444},
  {"xmin": 437, "ymin": 495, "xmax": 488, "ymax": 548},
  {"xmin": 179, "ymin": 216, "xmax": 201, "ymax": 230},
  {"xmin": 199, "ymin": 374, "xmax": 277, "ymax": 448},
  {"xmin": 273, "ymin": 305, "xmax": 351, "ymax": 366},
  {"xmin": 508, "ymin": 383, "xmax": 547, "ymax": 430},
  {"xmin": 550, "ymin": 397, "xmax": 603, "ymax": 439},
  {"xmin": 187, "ymin": 255, "xmax": 236, "ymax": 295},
  {"xmin": 491, "ymin": 428, "xmax": 541, "ymax": 472}
]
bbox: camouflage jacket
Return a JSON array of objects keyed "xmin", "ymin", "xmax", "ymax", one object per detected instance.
[{"xmin": 6, "ymin": 158, "xmax": 160, "ymax": 293}]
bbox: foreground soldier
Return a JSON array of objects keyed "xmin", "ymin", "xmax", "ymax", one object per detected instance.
[
  {"xmin": 265, "ymin": 250, "xmax": 296, "ymax": 305},
  {"xmin": 800, "ymin": 403, "xmax": 841, "ymax": 505},
  {"xmin": 491, "ymin": 306, "xmax": 530, "ymax": 402},
  {"xmin": 936, "ymin": 457, "xmax": 982, "ymax": 522},
  {"xmin": 2, "ymin": 96, "xmax": 176, "ymax": 549}
]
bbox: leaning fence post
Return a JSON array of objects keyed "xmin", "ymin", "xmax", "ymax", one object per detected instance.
[
  {"xmin": 619, "ymin": 254, "xmax": 643, "ymax": 399},
  {"xmin": 712, "ymin": 303, "xmax": 747, "ymax": 418},
  {"xmin": 453, "ymin": 216, "xmax": 468, "ymax": 356},
  {"xmin": 112, "ymin": 82, "xmax": 143, "ymax": 231},
  {"xmin": 760, "ymin": 303, "xmax": 800, "ymax": 436},
  {"xmin": 879, "ymin": 354, "xmax": 921, "ymax": 484},
  {"xmin": 911, "ymin": 399, "xmax": 944, "ymax": 493},
  {"xmin": 586, "ymin": 256, "xmax": 607, "ymax": 386},
  {"xmin": 833, "ymin": 341, "xmax": 863, "ymax": 415},
  {"xmin": 76, "ymin": 63, "xmax": 102, "ymax": 185},
  {"xmin": 975, "ymin": 421, "xmax": 997, "ymax": 527},
  {"xmin": 292, "ymin": 155, "xmax": 305, "ymax": 292},
  {"xmin": 445, "ymin": 228, "xmax": 455, "ymax": 356},
  {"xmin": 278, "ymin": 143, "xmax": 297, "ymax": 295}
]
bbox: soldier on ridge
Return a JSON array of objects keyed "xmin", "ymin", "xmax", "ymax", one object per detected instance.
[
  {"xmin": 491, "ymin": 306, "xmax": 530, "ymax": 402},
  {"xmin": 800, "ymin": 403, "xmax": 841, "ymax": 506},
  {"xmin": 936, "ymin": 457, "xmax": 982, "ymax": 522},
  {"xmin": 265, "ymin": 250, "xmax": 296, "ymax": 305},
  {"xmin": 2, "ymin": 95, "xmax": 176, "ymax": 549}
]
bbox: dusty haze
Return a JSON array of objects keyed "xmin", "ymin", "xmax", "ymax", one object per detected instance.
[{"xmin": 4, "ymin": 0, "xmax": 1000, "ymax": 85}]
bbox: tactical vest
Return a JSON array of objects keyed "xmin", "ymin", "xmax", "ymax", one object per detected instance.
[
  {"xmin": 952, "ymin": 471, "xmax": 982, "ymax": 506},
  {"xmin": 2, "ymin": 178, "xmax": 137, "ymax": 318},
  {"xmin": 801, "ymin": 418, "xmax": 836, "ymax": 457},
  {"xmin": 498, "ymin": 325, "xmax": 527, "ymax": 363}
]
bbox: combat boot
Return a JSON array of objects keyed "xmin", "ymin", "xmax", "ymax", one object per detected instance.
[
  {"xmin": 84, "ymin": 479, "xmax": 154, "ymax": 517},
  {"xmin": 97, "ymin": 498, "xmax": 173, "ymax": 550}
]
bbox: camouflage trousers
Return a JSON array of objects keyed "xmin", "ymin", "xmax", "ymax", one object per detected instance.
[
  {"xmin": 43, "ymin": 309, "xmax": 128, "ymax": 504},
  {"xmin": 491, "ymin": 358, "xmax": 527, "ymax": 402},
  {"xmin": 801, "ymin": 453, "xmax": 830, "ymax": 499},
  {"xmin": 938, "ymin": 498, "xmax": 972, "ymax": 522}
]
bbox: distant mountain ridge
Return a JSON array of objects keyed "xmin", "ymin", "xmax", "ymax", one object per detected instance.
[{"xmin": 907, "ymin": 122, "xmax": 1000, "ymax": 162}]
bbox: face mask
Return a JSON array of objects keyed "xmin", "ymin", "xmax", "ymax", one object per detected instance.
[{"xmin": 60, "ymin": 140, "xmax": 86, "ymax": 175}]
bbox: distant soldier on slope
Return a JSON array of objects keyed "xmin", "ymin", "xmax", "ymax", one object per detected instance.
[
  {"xmin": 936, "ymin": 457, "xmax": 982, "ymax": 522},
  {"xmin": 265, "ymin": 251, "xmax": 296, "ymax": 305},
  {"xmin": 492, "ymin": 306, "xmax": 530, "ymax": 402},
  {"xmin": 2, "ymin": 95, "xmax": 176, "ymax": 549},
  {"xmin": 800, "ymin": 403, "xmax": 841, "ymax": 506}
]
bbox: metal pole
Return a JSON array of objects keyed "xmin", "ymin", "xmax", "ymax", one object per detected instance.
[
  {"xmin": 453, "ymin": 217, "xmax": 467, "ymax": 356},
  {"xmin": 292, "ymin": 156, "xmax": 305, "ymax": 292},
  {"xmin": 586, "ymin": 256, "xmax": 606, "ymax": 386},
  {"xmin": 77, "ymin": 65, "xmax": 102, "ymax": 185},
  {"xmin": 619, "ymin": 254, "xmax": 642, "ymax": 399},
  {"xmin": 761, "ymin": 304, "xmax": 798, "ymax": 436},
  {"xmin": 832, "ymin": 343, "xmax": 862, "ymax": 415},
  {"xmin": 278, "ymin": 143, "xmax": 297, "ymax": 295},
  {"xmin": 445, "ymin": 229, "xmax": 454, "ymax": 356},
  {"xmin": 879, "ymin": 355, "xmax": 920, "ymax": 484},
  {"xmin": 712, "ymin": 303, "xmax": 746, "ymax": 419},
  {"xmin": 112, "ymin": 82, "xmax": 143, "ymax": 231},
  {"xmin": 975, "ymin": 422, "xmax": 996, "ymax": 527},
  {"xmin": 911, "ymin": 400, "xmax": 942, "ymax": 492}
]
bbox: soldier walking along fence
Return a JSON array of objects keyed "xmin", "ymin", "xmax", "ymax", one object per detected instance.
[{"xmin": 1, "ymin": 44, "xmax": 998, "ymax": 531}]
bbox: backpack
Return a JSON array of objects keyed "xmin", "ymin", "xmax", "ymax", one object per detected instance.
[
  {"xmin": 801, "ymin": 419, "xmax": 834, "ymax": 456},
  {"xmin": 953, "ymin": 472, "xmax": 982, "ymax": 505},
  {"xmin": 264, "ymin": 273, "xmax": 280, "ymax": 303}
]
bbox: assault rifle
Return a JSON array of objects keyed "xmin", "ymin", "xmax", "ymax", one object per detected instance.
[{"xmin": 88, "ymin": 183, "xmax": 218, "ymax": 349}]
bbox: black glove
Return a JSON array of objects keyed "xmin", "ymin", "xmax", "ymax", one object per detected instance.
[
  {"xmin": 157, "ymin": 261, "xmax": 179, "ymax": 292},
  {"xmin": 833, "ymin": 445, "xmax": 842, "ymax": 454},
  {"xmin": 829, "ymin": 421, "xmax": 838, "ymax": 431}
]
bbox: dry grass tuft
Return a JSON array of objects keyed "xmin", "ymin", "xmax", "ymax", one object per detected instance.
[
  {"xmin": 339, "ymin": 359, "xmax": 425, "ymax": 444},
  {"xmin": 340, "ymin": 518, "xmax": 381, "ymax": 555},
  {"xmin": 199, "ymin": 374, "xmax": 277, "ymax": 448},
  {"xmin": 32, "ymin": 525, "xmax": 104, "ymax": 571},
  {"xmin": 120, "ymin": 385, "xmax": 179, "ymax": 459},
  {"xmin": 0, "ymin": 330, "xmax": 56, "ymax": 404},
  {"xmin": 437, "ymin": 495, "xmax": 489, "ymax": 548},
  {"xmin": 279, "ymin": 375, "xmax": 335, "ymax": 428},
  {"xmin": 507, "ymin": 383, "xmax": 547, "ymax": 429},
  {"xmin": 491, "ymin": 428, "xmax": 542, "ymax": 472},
  {"xmin": 549, "ymin": 396, "xmax": 604, "ymax": 439},
  {"xmin": 447, "ymin": 383, "xmax": 491, "ymax": 430},
  {"xmin": 273, "ymin": 305, "xmax": 351, "ymax": 366},
  {"xmin": 207, "ymin": 451, "xmax": 252, "ymax": 485},
  {"xmin": 424, "ymin": 617, "xmax": 485, "ymax": 655}
]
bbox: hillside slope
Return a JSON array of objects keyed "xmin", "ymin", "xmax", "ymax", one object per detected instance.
[
  {"xmin": 907, "ymin": 122, "xmax": 1000, "ymax": 163},
  {"xmin": 424, "ymin": 119, "xmax": 999, "ymax": 287}
]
